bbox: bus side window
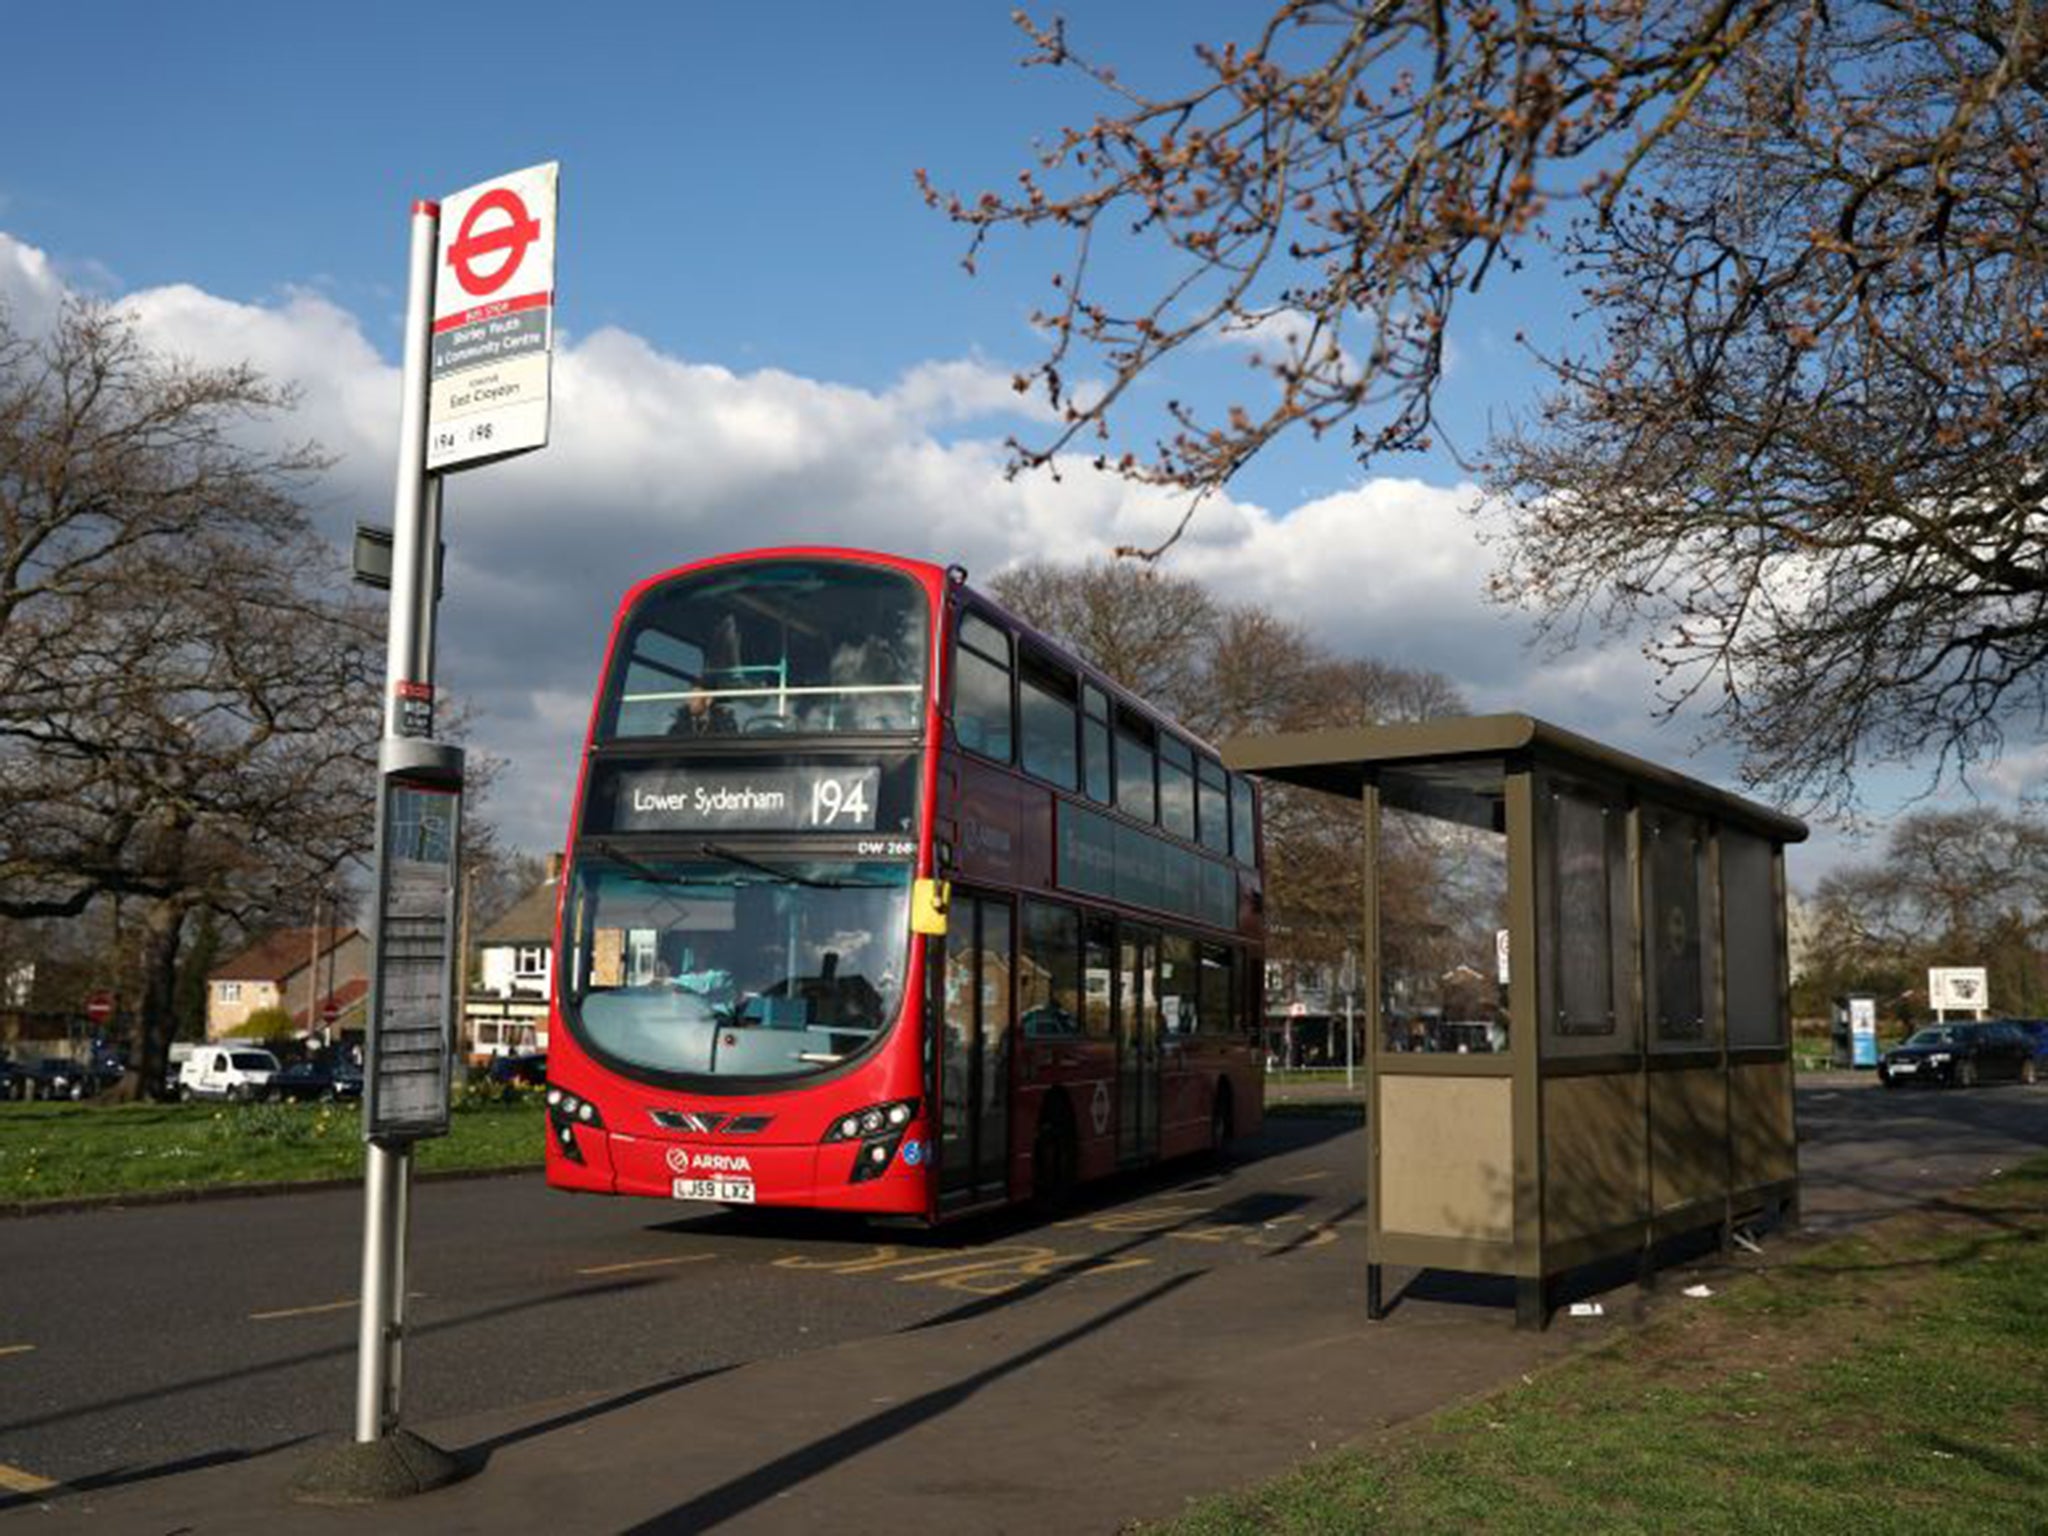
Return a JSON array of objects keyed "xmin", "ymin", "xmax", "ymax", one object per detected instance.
[
  {"xmin": 1021, "ymin": 900, "xmax": 1083, "ymax": 1038},
  {"xmin": 1081, "ymin": 685, "xmax": 1113, "ymax": 804},
  {"xmin": 1198, "ymin": 943, "xmax": 1233, "ymax": 1037},
  {"xmin": 1082, "ymin": 912, "xmax": 1115, "ymax": 1039},
  {"xmin": 1115, "ymin": 706, "xmax": 1157, "ymax": 825},
  {"xmin": 954, "ymin": 612, "xmax": 1014, "ymax": 762},
  {"xmin": 1231, "ymin": 775, "xmax": 1258, "ymax": 866},
  {"xmin": 1159, "ymin": 736, "xmax": 1196, "ymax": 842},
  {"xmin": 1018, "ymin": 645, "xmax": 1080, "ymax": 790},
  {"xmin": 1159, "ymin": 932, "xmax": 1197, "ymax": 1037},
  {"xmin": 1197, "ymin": 757, "xmax": 1229, "ymax": 854}
]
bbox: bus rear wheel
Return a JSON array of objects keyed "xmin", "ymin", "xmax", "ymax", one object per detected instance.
[
  {"xmin": 1208, "ymin": 1085, "xmax": 1235, "ymax": 1165},
  {"xmin": 1032, "ymin": 1099, "xmax": 1077, "ymax": 1214}
]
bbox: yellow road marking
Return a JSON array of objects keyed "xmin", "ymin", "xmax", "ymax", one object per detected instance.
[
  {"xmin": 575, "ymin": 1253, "xmax": 715, "ymax": 1277},
  {"xmin": 0, "ymin": 1461, "xmax": 57, "ymax": 1495},
  {"xmin": 0, "ymin": 1344, "xmax": 33, "ymax": 1358},
  {"xmin": 249, "ymin": 1298, "xmax": 357, "ymax": 1321}
]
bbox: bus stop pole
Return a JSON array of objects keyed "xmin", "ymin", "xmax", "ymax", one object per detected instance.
[{"xmin": 354, "ymin": 198, "xmax": 440, "ymax": 1446}]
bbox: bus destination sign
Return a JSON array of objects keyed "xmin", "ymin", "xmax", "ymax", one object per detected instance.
[{"xmin": 611, "ymin": 766, "xmax": 882, "ymax": 834}]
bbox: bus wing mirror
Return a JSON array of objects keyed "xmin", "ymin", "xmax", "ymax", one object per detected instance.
[{"xmin": 911, "ymin": 877, "xmax": 951, "ymax": 936}]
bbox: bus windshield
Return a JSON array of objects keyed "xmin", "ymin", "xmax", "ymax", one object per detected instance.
[
  {"xmin": 563, "ymin": 853, "xmax": 912, "ymax": 1082},
  {"xmin": 602, "ymin": 560, "xmax": 927, "ymax": 739}
]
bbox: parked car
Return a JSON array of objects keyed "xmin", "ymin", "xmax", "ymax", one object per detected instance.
[
  {"xmin": 273, "ymin": 1059, "xmax": 364, "ymax": 1103},
  {"xmin": 1879, "ymin": 1022, "xmax": 2038, "ymax": 1088},
  {"xmin": 178, "ymin": 1045, "xmax": 282, "ymax": 1102},
  {"xmin": 14, "ymin": 1056, "xmax": 110, "ymax": 1100},
  {"xmin": 488, "ymin": 1051, "xmax": 548, "ymax": 1089},
  {"xmin": 2011, "ymin": 1019, "xmax": 2048, "ymax": 1067}
]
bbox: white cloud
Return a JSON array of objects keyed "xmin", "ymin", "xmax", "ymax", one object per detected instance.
[{"xmin": 0, "ymin": 228, "xmax": 1745, "ymax": 864}]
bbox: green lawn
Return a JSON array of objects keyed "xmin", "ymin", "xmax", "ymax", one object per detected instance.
[
  {"xmin": 1165, "ymin": 1156, "xmax": 2048, "ymax": 1534},
  {"xmin": 0, "ymin": 1094, "xmax": 546, "ymax": 1205}
]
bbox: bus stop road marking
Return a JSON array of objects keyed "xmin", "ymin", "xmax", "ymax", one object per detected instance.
[
  {"xmin": 0, "ymin": 1462, "xmax": 57, "ymax": 1495},
  {"xmin": 249, "ymin": 1298, "xmax": 358, "ymax": 1322},
  {"xmin": 773, "ymin": 1243, "xmax": 1155, "ymax": 1295},
  {"xmin": 574, "ymin": 1254, "xmax": 716, "ymax": 1277},
  {"xmin": 249, "ymin": 1291, "xmax": 426, "ymax": 1322}
]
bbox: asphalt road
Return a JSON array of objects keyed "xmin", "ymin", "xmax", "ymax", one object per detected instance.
[{"xmin": 1, "ymin": 1075, "xmax": 2042, "ymax": 1504}]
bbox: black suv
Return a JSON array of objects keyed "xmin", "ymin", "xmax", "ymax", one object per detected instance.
[{"xmin": 1880, "ymin": 1022, "xmax": 2038, "ymax": 1089}]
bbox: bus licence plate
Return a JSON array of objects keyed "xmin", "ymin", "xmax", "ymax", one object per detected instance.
[{"xmin": 673, "ymin": 1176, "xmax": 755, "ymax": 1204}]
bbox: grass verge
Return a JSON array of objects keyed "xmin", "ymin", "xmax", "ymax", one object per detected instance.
[
  {"xmin": 0, "ymin": 1095, "xmax": 545, "ymax": 1206},
  {"xmin": 1163, "ymin": 1156, "xmax": 2048, "ymax": 1534}
]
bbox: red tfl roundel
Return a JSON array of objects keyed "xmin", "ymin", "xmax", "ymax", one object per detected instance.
[{"xmin": 446, "ymin": 188, "xmax": 542, "ymax": 297}]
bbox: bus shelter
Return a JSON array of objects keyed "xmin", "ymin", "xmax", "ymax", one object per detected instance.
[{"xmin": 1223, "ymin": 715, "xmax": 1806, "ymax": 1328}]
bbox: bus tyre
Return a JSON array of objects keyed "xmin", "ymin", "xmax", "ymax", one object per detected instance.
[
  {"xmin": 1208, "ymin": 1085, "xmax": 1235, "ymax": 1165},
  {"xmin": 1032, "ymin": 1099, "xmax": 1077, "ymax": 1214}
]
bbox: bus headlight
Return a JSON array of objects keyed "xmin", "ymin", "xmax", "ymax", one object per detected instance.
[
  {"xmin": 822, "ymin": 1099, "xmax": 919, "ymax": 1142},
  {"xmin": 549, "ymin": 1088, "xmax": 605, "ymax": 1165},
  {"xmin": 822, "ymin": 1098, "xmax": 920, "ymax": 1184}
]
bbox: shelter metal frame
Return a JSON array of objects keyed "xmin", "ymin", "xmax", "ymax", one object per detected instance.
[{"xmin": 1224, "ymin": 715, "xmax": 1806, "ymax": 1328}]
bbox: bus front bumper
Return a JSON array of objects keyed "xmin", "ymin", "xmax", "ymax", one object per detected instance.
[{"xmin": 548, "ymin": 1127, "xmax": 934, "ymax": 1215}]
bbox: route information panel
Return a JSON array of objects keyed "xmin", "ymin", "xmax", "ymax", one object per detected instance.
[{"xmin": 366, "ymin": 782, "xmax": 460, "ymax": 1140}]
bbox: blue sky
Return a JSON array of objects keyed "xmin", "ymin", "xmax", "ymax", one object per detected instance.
[{"xmin": 0, "ymin": 2, "xmax": 1985, "ymax": 886}]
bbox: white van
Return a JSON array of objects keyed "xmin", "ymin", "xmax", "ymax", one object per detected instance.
[{"xmin": 178, "ymin": 1046, "xmax": 282, "ymax": 1102}]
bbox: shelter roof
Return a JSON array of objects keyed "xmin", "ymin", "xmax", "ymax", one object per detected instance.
[{"xmin": 1221, "ymin": 713, "xmax": 1807, "ymax": 843}]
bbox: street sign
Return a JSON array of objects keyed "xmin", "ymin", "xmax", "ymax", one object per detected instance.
[
  {"xmin": 322, "ymin": 996, "xmax": 342, "ymax": 1025},
  {"xmin": 427, "ymin": 162, "xmax": 558, "ymax": 472},
  {"xmin": 84, "ymin": 991, "xmax": 115, "ymax": 1025}
]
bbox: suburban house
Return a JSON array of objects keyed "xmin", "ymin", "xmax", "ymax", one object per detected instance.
[
  {"xmin": 465, "ymin": 864, "xmax": 558, "ymax": 1060},
  {"xmin": 207, "ymin": 927, "xmax": 368, "ymax": 1041}
]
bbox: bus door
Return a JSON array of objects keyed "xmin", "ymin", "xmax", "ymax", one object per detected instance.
[
  {"xmin": 939, "ymin": 891, "xmax": 1014, "ymax": 1207},
  {"xmin": 1117, "ymin": 924, "xmax": 1161, "ymax": 1163}
]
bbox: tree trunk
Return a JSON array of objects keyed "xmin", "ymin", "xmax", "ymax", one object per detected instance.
[{"xmin": 114, "ymin": 898, "xmax": 191, "ymax": 1102}]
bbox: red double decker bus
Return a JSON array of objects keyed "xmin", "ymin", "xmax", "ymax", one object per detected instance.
[{"xmin": 543, "ymin": 548, "xmax": 1264, "ymax": 1219}]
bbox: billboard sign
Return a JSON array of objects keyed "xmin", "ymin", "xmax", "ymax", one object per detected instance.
[
  {"xmin": 428, "ymin": 161, "xmax": 558, "ymax": 472},
  {"xmin": 1928, "ymin": 966, "xmax": 1989, "ymax": 1015}
]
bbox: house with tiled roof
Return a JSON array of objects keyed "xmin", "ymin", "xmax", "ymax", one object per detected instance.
[
  {"xmin": 207, "ymin": 926, "xmax": 368, "ymax": 1040},
  {"xmin": 465, "ymin": 865, "xmax": 558, "ymax": 1060}
]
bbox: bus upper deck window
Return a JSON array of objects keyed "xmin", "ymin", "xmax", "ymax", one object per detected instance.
[
  {"xmin": 1159, "ymin": 735, "xmax": 1196, "ymax": 843},
  {"xmin": 1018, "ymin": 646, "xmax": 1079, "ymax": 790},
  {"xmin": 1081, "ymin": 685, "xmax": 1112, "ymax": 804},
  {"xmin": 1115, "ymin": 706, "xmax": 1157, "ymax": 825},
  {"xmin": 955, "ymin": 612, "xmax": 1014, "ymax": 762}
]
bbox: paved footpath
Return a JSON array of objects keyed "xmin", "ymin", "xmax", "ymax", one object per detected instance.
[{"xmin": 8, "ymin": 1075, "xmax": 2045, "ymax": 1534}]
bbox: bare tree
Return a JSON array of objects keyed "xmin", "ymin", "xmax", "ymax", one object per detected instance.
[
  {"xmin": 931, "ymin": 4, "xmax": 2048, "ymax": 809},
  {"xmin": 1799, "ymin": 807, "xmax": 2048, "ymax": 1022},
  {"xmin": 989, "ymin": 557, "xmax": 1466, "ymax": 969},
  {"xmin": 0, "ymin": 304, "xmax": 380, "ymax": 1095}
]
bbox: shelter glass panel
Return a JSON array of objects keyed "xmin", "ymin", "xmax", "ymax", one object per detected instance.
[
  {"xmin": 1541, "ymin": 781, "xmax": 1636, "ymax": 1055},
  {"xmin": 1379, "ymin": 788, "xmax": 1511, "ymax": 1056},
  {"xmin": 1722, "ymin": 830, "xmax": 1784, "ymax": 1047},
  {"xmin": 1645, "ymin": 807, "xmax": 1711, "ymax": 1049}
]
